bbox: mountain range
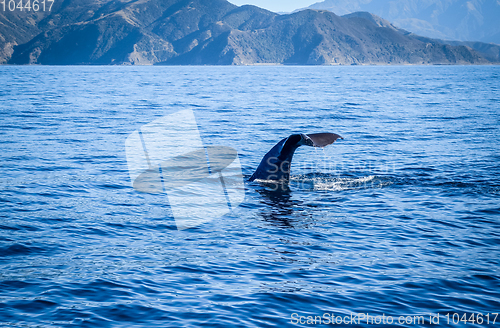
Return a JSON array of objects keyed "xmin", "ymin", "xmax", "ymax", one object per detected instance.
[
  {"xmin": 1, "ymin": 0, "xmax": 499, "ymax": 65},
  {"xmin": 302, "ymin": 0, "xmax": 500, "ymax": 44}
]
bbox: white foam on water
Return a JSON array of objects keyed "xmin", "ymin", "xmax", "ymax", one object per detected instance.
[{"xmin": 290, "ymin": 174, "xmax": 383, "ymax": 191}]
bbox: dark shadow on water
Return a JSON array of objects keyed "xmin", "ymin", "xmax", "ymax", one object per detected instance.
[{"xmin": 255, "ymin": 184, "xmax": 302, "ymax": 227}]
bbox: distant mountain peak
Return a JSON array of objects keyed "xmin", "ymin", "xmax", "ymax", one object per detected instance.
[
  {"xmin": 300, "ymin": 0, "xmax": 500, "ymax": 44},
  {"xmin": 343, "ymin": 12, "xmax": 396, "ymax": 29},
  {"xmin": 0, "ymin": 0, "xmax": 498, "ymax": 65}
]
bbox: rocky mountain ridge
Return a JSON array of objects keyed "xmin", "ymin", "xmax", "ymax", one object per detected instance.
[
  {"xmin": 1, "ymin": 0, "xmax": 498, "ymax": 65},
  {"xmin": 302, "ymin": 0, "xmax": 500, "ymax": 44}
]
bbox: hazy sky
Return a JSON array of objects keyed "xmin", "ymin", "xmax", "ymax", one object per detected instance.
[{"xmin": 228, "ymin": 0, "xmax": 319, "ymax": 13}]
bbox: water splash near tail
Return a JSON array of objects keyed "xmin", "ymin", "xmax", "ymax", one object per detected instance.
[{"xmin": 290, "ymin": 173, "xmax": 392, "ymax": 191}]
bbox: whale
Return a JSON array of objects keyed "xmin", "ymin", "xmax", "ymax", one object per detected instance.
[{"xmin": 249, "ymin": 133, "xmax": 343, "ymax": 183}]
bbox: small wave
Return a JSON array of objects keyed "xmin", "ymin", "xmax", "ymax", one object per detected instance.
[{"xmin": 0, "ymin": 243, "xmax": 50, "ymax": 257}]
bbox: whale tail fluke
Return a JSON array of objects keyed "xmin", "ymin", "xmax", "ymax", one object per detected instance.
[
  {"xmin": 306, "ymin": 133, "xmax": 343, "ymax": 148},
  {"xmin": 250, "ymin": 132, "xmax": 343, "ymax": 183}
]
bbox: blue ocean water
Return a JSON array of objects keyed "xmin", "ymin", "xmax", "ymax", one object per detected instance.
[{"xmin": 0, "ymin": 65, "xmax": 499, "ymax": 327}]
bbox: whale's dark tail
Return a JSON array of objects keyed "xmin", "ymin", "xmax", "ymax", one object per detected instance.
[{"xmin": 249, "ymin": 133, "xmax": 343, "ymax": 183}]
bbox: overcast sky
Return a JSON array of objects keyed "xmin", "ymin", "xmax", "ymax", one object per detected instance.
[{"xmin": 228, "ymin": 0, "xmax": 319, "ymax": 13}]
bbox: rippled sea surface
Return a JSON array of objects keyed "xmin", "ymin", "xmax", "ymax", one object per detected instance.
[{"xmin": 1, "ymin": 66, "xmax": 499, "ymax": 327}]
